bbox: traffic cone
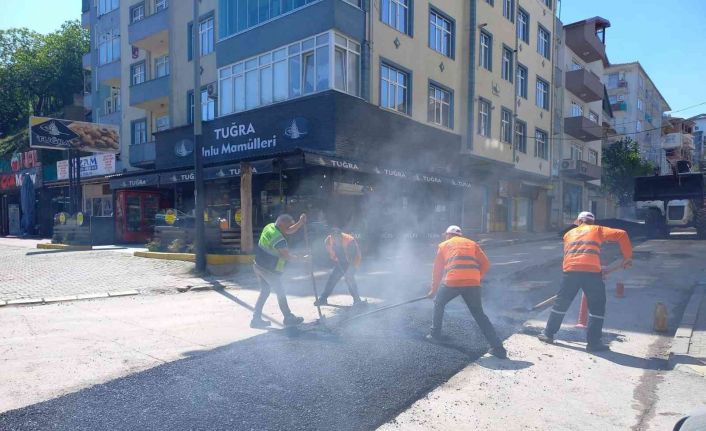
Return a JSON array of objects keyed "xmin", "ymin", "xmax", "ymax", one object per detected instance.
[
  {"xmin": 654, "ymin": 303, "xmax": 668, "ymax": 332},
  {"xmin": 615, "ymin": 282, "xmax": 625, "ymax": 298},
  {"xmin": 575, "ymin": 293, "xmax": 588, "ymax": 328}
]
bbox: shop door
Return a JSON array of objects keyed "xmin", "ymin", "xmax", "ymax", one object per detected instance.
[
  {"xmin": 563, "ymin": 183, "xmax": 583, "ymax": 225},
  {"xmin": 511, "ymin": 198, "xmax": 530, "ymax": 232},
  {"xmin": 8, "ymin": 204, "xmax": 20, "ymax": 235}
]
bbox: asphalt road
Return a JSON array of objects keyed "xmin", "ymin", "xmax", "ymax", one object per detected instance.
[{"xmin": 0, "ymin": 236, "xmax": 634, "ymax": 431}]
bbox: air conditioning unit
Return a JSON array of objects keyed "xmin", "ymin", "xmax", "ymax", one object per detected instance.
[
  {"xmin": 561, "ymin": 159, "xmax": 576, "ymax": 170},
  {"xmin": 207, "ymin": 83, "xmax": 217, "ymax": 98}
]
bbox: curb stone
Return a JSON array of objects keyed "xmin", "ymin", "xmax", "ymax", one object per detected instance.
[
  {"xmin": 1, "ymin": 290, "xmax": 141, "ymax": 307},
  {"xmin": 669, "ymin": 284, "xmax": 706, "ymax": 368}
]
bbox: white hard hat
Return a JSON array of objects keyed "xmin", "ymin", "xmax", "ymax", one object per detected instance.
[
  {"xmin": 576, "ymin": 211, "xmax": 595, "ymax": 222},
  {"xmin": 445, "ymin": 225, "xmax": 463, "ymax": 236}
]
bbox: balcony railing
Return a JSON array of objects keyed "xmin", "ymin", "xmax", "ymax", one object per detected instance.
[
  {"xmin": 129, "ymin": 141, "xmax": 156, "ymax": 168},
  {"xmin": 97, "ymin": 60, "xmax": 121, "ymax": 87},
  {"xmin": 130, "ymin": 75, "xmax": 170, "ymax": 110},
  {"xmin": 128, "ymin": 9, "xmax": 169, "ymax": 52},
  {"xmin": 560, "ymin": 159, "xmax": 602, "ymax": 181},
  {"xmin": 564, "ymin": 19, "xmax": 609, "ymax": 64},
  {"xmin": 565, "ymin": 68, "xmax": 603, "ymax": 103},
  {"xmin": 564, "ymin": 116, "xmax": 603, "ymax": 142},
  {"xmin": 662, "ymin": 133, "xmax": 695, "ymax": 150},
  {"xmin": 611, "ymin": 102, "xmax": 627, "ymax": 111}
]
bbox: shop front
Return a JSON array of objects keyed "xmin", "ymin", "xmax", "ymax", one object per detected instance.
[{"xmin": 0, "ymin": 150, "xmax": 42, "ymax": 236}]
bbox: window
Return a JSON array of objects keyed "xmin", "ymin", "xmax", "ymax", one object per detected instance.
[
  {"xmin": 501, "ymin": 108, "xmax": 512, "ymax": 143},
  {"xmin": 381, "ymin": 63, "xmax": 409, "ymax": 114},
  {"xmin": 571, "ymin": 101, "xmax": 583, "ymax": 117},
  {"xmin": 98, "ymin": 0, "xmax": 119, "ymax": 15},
  {"xmin": 131, "ymin": 3, "xmax": 144, "ymax": 23},
  {"xmin": 502, "ymin": 47, "xmax": 513, "ymax": 82},
  {"xmin": 155, "ymin": 115, "xmax": 170, "ymax": 132},
  {"xmin": 571, "ymin": 60, "xmax": 582, "ymax": 71},
  {"xmin": 131, "ymin": 62, "xmax": 145, "ymax": 85},
  {"xmin": 155, "ymin": 0, "xmax": 167, "ymax": 12},
  {"xmin": 588, "ymin": 150, "xmax": 599, "ymax": 165},
  {"xmin": 535, "ymin": 129, "xmax": 548, "ymax": 160},
  {"xmin": 155, "ymin": 55, "xmax": 169, "ymax": 78},
  {"xmin": 381, "ymin": 0, "xmax": 410, "ymax": 34},
  {"xmin": 637, "ymin": 120, "xmax": 643, "ymax": 132},
  {"xmin": 98, "ymin": 31, "xmax": 120, "ymax": 65},
  {"xmin": 429, "ymin": 9, "xmax": 453, "ymax": 57},
  {"xmin": 503, "ymin": 0, "xmax": 514, "ymax": 22},
  {"xmin": 479, "ymin": 31, "xmax": 492, "ymax": 71},
  {"xmin": 428, "ymin": 84, "xmax": 452, "ymax": 128},
  {"xmin": 515, "ymin": 120, "xmax": 527, "ymax": 153},
  {"xmin": 517, "ymin": 8, "xmax": 529, "ymax": 43},
  {"xmin": 188, "ymin": 88, "xmax": 216, "ymax": 123},
  {"xmin": 638, "ymin": 74, "xmax": 645, "ymax": 89},
  {"xmin": 132, "ymin": 119, "xmax": 147, "ymax": 146},
  {"xmin": 607, "ymin": 73, "xmax": 619, "ymax": 89},
  {"xmin": 537, "ymin": 25, "xmax": 550, "ymax": 59},
  {"xmin": 570, "ymin": 145, "xmax": 583, "ymax": 160},
  {"xmin": 517, "ymin": 64, "xmax": 527, "ymax": 98},
  {"xmin": 543, "ymin": 0, "xmax": 552, "ymax": 9},
  {"xmin": 535, "ymin": 77, "xmax": 549, "ymax": 110},
  {"xmin": 104, "ymin": 87, "xmax": 120, "ymax": 115},
  {"xmin": 589, "ymin": 111, "xmax": 599, "ymax": 123},
  {"xmin": 478, "ymin": 98, "xmax": 491, "ymax": 137},
  {"xmin": 199, "ymin": 17, "xmax": 214, "ymax": 56},
  {"xmin": 637, "ymin": 98, "xmax": 644, "ymax": 111},
  {"xmin": 219, "ymin": 32, "xmax": 358, "ymax": 115},
  {"xmin": 485, "ymin": 0, "xmax": 494, "ymax": 5},
  {"xmin": 219, "ymin": 0, "xmax": 319, "ymax": 38}
]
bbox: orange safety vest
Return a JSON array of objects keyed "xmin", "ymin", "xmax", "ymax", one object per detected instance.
[
  {"xmin": 563, "ymin": 224, "xmax": 633, "ymax": 273},
  {"xmin": 432, "ymin": 236, "xmax": 490, "ymax": 289},
  {"xmin": 325, "ymin": 233, "xmax": 361, "ymax": 268}
]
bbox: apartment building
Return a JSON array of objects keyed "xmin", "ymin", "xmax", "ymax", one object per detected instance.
[
  {"xmin": 80, "ymin": 0, "xmax": 558, "ymax": 244},
  {"xmin": 688, "ymin": 113, "xmax": 706, "ymax": 171},
  {"xmin": 661, "ymin": 116, "xmax": 696, "ymax": 175},
  {"xmin": 551, "ymin": 17, "xmax": 613, "ymax": 224},
  {"xmin": 603, "ymin": 62, "xmax": 671, "ymax": 168}
]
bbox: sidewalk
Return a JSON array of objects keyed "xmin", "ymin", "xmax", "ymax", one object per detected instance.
[
  {"xmin": 381, "ymin": 239, "xmax": 706, "ymax": 431},
  {"xmin": 473, "ymin": 231, "xmax": 558, "ymax": 249},
  {"xmin": 670, "ymin": 282, "xmax": 706, "ymax": 372}
]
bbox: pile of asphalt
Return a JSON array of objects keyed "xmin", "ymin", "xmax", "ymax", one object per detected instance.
[{"xmin": 0, "ymin": 302, "xmax": 510, "ymax": 431}]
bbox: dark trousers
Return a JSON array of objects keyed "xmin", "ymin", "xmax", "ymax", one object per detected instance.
[
  {"xmin": 544, "ymin": 271, "xmax": 606, "ymax": 344},
  {"xmin": 320, "ymin": 262, "xmax": 361, "ymax": 302},
  {"xmin": 253, "ymin": 264, "xmax": 293, "ymax": 319},
  {"xmin": 431, "ymin": 286, "xmax": 502, "ymax": 348}
]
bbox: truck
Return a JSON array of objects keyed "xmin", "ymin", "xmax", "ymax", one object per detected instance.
[{"xmin": 634, "ymin": 170, "xmax": 706, "ymax": 238}]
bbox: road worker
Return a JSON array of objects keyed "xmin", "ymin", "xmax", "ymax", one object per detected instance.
[
  {"xmin": 315, "ymin": 228, "xmax": 366, "ymax": 307},
  {"xmin": 427, "ymin": 225, "xmax": 507, "ymax": 359},
  {"xmin": 538, "ymin": 211, "xmax": 633, "ymax": 351},
  {"xmin": 251, "ymin": 213, "xmax": 308, "ymax": 328}
]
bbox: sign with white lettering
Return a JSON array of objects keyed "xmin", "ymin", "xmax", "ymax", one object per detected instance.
[
  {"xmin": 57, "ymin": 153, "xmax": 116, "ymax": 181},
  {"xmin": 30, "ymin": 117, "xmax": 120, "ymax": 153}
]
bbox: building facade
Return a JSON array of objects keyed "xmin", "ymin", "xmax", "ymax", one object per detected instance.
[
  {"xmin": 660, "ymin": 116, "xmax": 695, "ymax": 175},
  {"xmin": 689, "ymin": 113, "xmax": 706, "ymax": 171},
  {"xmin": 603, "ymin": 62, "xmax": 671, "ymax": 168},
  {"xmin": 80, "ymin": 0, "xmax": 559, "ymax": 246}
]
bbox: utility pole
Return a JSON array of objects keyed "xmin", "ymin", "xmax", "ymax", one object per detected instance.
[
  {"xmin": 192, "ymin": 0, "xmax": 207, "ymax": 272},
  {"xmin": 240, "ymin": 163, "xmax": 253, "ymax": 253}
]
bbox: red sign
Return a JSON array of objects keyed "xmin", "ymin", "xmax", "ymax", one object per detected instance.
[
  {"xmin": 0, "ymin": 174, "xmax": 16, "ymax": 190},
  {"xmin": 10, "ymin": 150, "xmax": 40, "ymax": 172}
]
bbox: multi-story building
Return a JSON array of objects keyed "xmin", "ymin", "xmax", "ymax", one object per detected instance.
[
  {"xmin": 80, "ymin": 0, "xmax": 558, "ymax": 245},
  {"xmin": 551, "ymin": 17, "xmax": 613, "ymax": 224},
  {"xmin": 660, "ymin": 116, "xmax": 695, "ymax": 175},
  {"xmin": 603, "ymin": 62, "xmax": 671, "ymax": 167},
  {"xmin": 689, "ymin": 113, "xmax": 706, "ymax": 171}
]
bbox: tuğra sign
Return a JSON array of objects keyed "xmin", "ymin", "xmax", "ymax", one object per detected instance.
[{"xmin": 29, "ymin": 117, "xmax": 120, "ymax": 153}]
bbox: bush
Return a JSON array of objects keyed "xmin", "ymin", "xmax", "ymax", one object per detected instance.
[
  {"xmin": 145, "ymin": 239, "xmax": 161, "ymax": 252},
  {"xmin": 167, "ymin": 238, "xmax": 184, "ymax": 253}
]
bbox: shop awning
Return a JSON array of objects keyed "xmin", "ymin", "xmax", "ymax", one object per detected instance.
[
  {"xmin": 304, "ymin": 153, "xmax": 473, "ymax": 189},
  {"xmin": 109, "ymin": 173, "xmax": 160, "ymax": 189}
]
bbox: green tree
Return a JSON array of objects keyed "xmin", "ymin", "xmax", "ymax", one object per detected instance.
[
  {"xmin": 602, "ymin": 138, "xmax": 656, "ymax": 205},
  {"xmin": 0, "ymin": 21, "xmax": 88, "ymax": 137}
]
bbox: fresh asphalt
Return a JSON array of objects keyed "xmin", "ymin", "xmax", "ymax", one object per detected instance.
[{"xmin": 0, "ymin": 236, "xmax": 633, "ymax": 430}]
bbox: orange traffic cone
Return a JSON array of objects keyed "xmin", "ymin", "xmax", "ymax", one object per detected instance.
[{"xmin": 575, "ymin": 293, "xmax": 588, "ymax": 328}]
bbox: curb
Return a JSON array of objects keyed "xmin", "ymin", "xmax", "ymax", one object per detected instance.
[
  {"xmin": 0, "ymin": 290, "xmax": 139, "ymax": 308},
  {"xmin": 479, "ymin": 235, "xmax": 558, "ymax": 249},
  {"xmin": 133, "ymin": 251, "xmax": 254, "ymax": 265},
  {"xmin": 37, "ymin": 243, "xmax": 93, "ymax": 251},
  {"xmin": 669, "ymin": 283, "xmax": 706, "ymax": 368}
]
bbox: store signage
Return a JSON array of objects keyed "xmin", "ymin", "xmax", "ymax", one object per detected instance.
[
  {"xmin": 165, "ymin": 209, "xmax": 176, "ymax": 225},
  {"xmin": 30, "ymin": 117, "xmax": 120, "ymax": 153},
  {"xmin": 0, "ymin": 167, "xmax": 42, "ymax": 190},
  {"xmin": 10, "ymin": 150, "xmax": 40, "ymax": 172},
  {"xmin": 57, "ymin": 153, "xmax": 116, "ymax": 180},
  {"xmin": 109, "ymin": 174, "xmax": 160, "ymax": 189}
]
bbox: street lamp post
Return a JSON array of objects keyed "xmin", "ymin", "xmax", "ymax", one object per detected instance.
[{"xmin": 192, "ymin": 0, "xmax": 207, "ymax": 272}]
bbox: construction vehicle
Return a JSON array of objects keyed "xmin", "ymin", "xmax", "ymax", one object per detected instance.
[{"xmin": 634, "ymin": 123, "xmax": 706, "ymax": 238}]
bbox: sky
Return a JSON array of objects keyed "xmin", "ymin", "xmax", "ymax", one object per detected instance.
[
  {"xmin": 559, "ymin": 0, "xmax": 706, "ymax": 119},
  {"xmin": 0, "ymin": 0, "xmax": 704, "ymax": 119}
]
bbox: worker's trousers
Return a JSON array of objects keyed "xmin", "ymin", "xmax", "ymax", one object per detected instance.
[
  {"xmin": 431, "ymin": 286, "xmax": 502, "ymax": 348},
  {"xmin": 253, "ymin": 264, "xmax": 293, "ymax": 319},
  {"xmin": 544, "ymin": 271, "xmax": 606, "ymax": 345},
  {"xmin": 319, "ymin": 262, "xmax": 361, "ymax": 303}
]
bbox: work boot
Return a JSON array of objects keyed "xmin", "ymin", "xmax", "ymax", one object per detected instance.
[
  {"xmin": 586, "ymin": 342, "xmax": 610, "ymax": 352},
  {"xmin": 250, "ymin": 317, "xmax": 271, "ymax": 329},
  {"xmin": 489, "ymin": 346, "xmax": 508, "ymax": 359},
  {"xmin": 314, "ymin": 298, "xmax": 328, "ymax": 307},
  {"xmin": 283, "ymin": 315, "xmax": 304, "ymax": 327},
  {"xmin": 537, "ymin": 332, "xmax": 554, "ymax": 344},
  {"xmin": 353, "ymin": 299, "xmax": 368, "ymax": 308}
]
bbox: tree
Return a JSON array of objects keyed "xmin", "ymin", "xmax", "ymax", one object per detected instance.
[
  {"xmin": 0, "ymin": 21, "xmax": 88, "ymax": 137},
  {"xmin": 602, "ymin": 138, "xmax": 655, "ymax": 206}
]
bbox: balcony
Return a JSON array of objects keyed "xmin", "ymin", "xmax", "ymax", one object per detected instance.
[
  {"xmin": 129, "ymin": 141, "xmax": 156, "ymax": 168},
  {"xmin": 560, "ymin": 159, "xmax": 602, "ymax": 181},
  {"xmin": 611, "ymin": 102, "xmax": 627, "ymax": 112},
  {"xmin": 662, "ymin": 133, "xmax": 695, "ymax": 151},
  {"xmin": 564, "ymin": 17, "xmax": 610, "ymax": 65},
  {"xmin": 565, "ymin": 68, "xmax": 603, "ymax": 102},
  {"xmin": 130, "ymin": 75, "xmax": 170, "ymax": 111},
  {"xmin": 82, "ymin": 53, "xmax": 91, "ymax": 70},
  {"xmin": 128, "ymin": 10, "xmax": 169, "ymax": 52},
  {"xmin": 564, "ymin": 116, "xmax": 603, "ymax": 142},
  {"xmin": 97, "ymin": 60, "xmax": 121, "ymax": 87},
  {"xmin": 98, "ymin": 110, "xmax": 122, "ymax": 126},
  {"xmin": 81, "ymin": 9, "xmax": 90, "ymax": 28}
]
